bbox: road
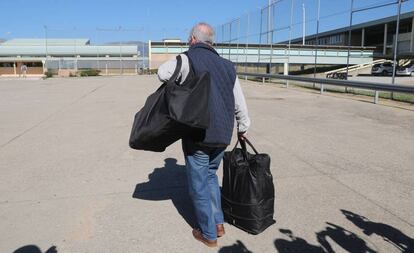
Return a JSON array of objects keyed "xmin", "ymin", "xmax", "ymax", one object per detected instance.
[{"xmin": 0, "ymin": 75, "xmax": 413, "ymax": 253}]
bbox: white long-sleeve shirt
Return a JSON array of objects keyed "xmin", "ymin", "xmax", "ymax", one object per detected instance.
[{"xmin": 158, "ymin": 53, "xmax": 251, "ymax": 133}]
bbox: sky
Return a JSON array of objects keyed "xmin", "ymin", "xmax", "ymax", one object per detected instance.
[{"xmin": 1, "ymin": 0, "xmax": 414, "ymax": 44}]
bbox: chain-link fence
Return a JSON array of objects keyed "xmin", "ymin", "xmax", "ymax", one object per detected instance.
[{"xmin": 214, "ymin": 0, "xmax": 414, "ymax": 88}]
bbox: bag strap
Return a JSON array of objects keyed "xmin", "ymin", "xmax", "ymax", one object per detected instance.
[
  {"xmin": 183, "ymin": 51, "xmax": 195, "ymax": 76},
  {"xmin": 168, "ymin": 55, "xmax": 182, "ymax": 84},
  {"xmin": 229, "ymin": 137, "xmax": 259, "ymax": 160},
  {"xmin": 226, "ymin": 137, "xmax": 259, "ymax": 199},
  {"xmin": 243, "ymin": 137, "xmax": 259, "ymax": 155}
]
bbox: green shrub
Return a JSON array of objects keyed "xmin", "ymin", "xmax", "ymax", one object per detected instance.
[
  {"xmin": 79, "ymin": 69, "xmax": 100, "ymax": 77},
  {"xmin": 149, "ymin": 69, "xmax": 158, "ymax": 75},
  {"xmin": 44, "ymin": 71, "xmax": 53, "ymax": 78}
]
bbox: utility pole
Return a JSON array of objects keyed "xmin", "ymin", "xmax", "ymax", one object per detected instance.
[{"xmin": 44, "ymin": 25, "xmax": 48, "ymax": 71}]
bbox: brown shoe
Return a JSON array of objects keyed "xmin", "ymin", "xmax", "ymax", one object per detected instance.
[
  {"xmin": 217, "ymin": 224, "xmax": 225, "ymax": 238},
  {"xmin": 192, "ymin": 229, "xmax": 218, "ymax": 248}
]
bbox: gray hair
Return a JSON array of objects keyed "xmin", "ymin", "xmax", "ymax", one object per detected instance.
[{"xmin": 189, "ymin": 22, "xmax": 215, "ymax": 45}]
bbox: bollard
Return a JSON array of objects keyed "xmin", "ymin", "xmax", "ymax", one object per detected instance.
[
  {"xmin": 245, "ymin": 75, "xmax": 247, "ymax": 81},
  {"xmin": 320, "ymin": 84, "xmax": 324, "ymax": 94},
  {"xmin": 374, "ymin": 91, "xmax": 379, "ymax": 104},
  {"xmin": 262, "ymin": 77, "xmax": 265, "ymax": 84}
]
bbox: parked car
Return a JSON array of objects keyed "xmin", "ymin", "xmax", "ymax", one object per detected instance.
[
  {"xmin": 397, "ymin": 64, "xmax": 414, "ymax": 76},
  {"xmin": 371, "ymin": 62, "xmax": 394, "ymax": 76}
]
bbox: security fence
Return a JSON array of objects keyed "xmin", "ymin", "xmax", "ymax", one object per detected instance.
[{"xmin": 214, "ymin": 0, "xmax": 414, "ymax": 87}]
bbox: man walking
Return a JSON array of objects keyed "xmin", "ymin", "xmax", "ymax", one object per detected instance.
[
  {"xmin": 158, "ymin": 22, "xmax": 250, "ymax": 247},
  {"xmin": 20, "ymin": 64, "xmax": 28, "ymax": 78}
]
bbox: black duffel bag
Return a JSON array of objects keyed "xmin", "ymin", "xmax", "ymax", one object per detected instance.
[
  {"xmin": 221, "ymin": 137, "xmax": 276, "ymax": 235},
  {"xmin": 129, "ymin": 54, "xmax": 210, "ymax": 152}
]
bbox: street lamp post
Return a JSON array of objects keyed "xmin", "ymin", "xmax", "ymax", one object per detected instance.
[
  {"xmin": 44, "ymin": 25, "xmax": 48, "ymax": 72},
  {"xmin": 119, "ymin": 26, "xmax": 122, "ymax": 75},
  {"xmin": 302, "ymin": 3, "xmax": 306, "ymax": 45}
]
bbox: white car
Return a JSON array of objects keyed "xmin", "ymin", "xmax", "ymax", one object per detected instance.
[
  {"xmin": 397, "ymin": 64, "xmax": 414, "ymax": 76},
  {"xmin": 371, "ymin": 63, "xmax": 394, "ymax": 76}
]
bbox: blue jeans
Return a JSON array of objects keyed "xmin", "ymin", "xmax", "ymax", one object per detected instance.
[{"xmin": 182, "ymin": 139, "xmax": 225, "ymax": 240}]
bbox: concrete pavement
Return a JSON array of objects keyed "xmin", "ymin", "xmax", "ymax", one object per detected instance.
[{"xmin": 0, "ymin": 75, "xmax": 413, "ymax": 253}]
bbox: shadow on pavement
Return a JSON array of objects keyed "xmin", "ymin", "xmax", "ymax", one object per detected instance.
[
  {"xmin": 13, "ymin": 245, "xmax": 57, "ymax": 253},
  {"xmin": 341, "ymin": 209, "xmax": 414, "ymax": 253},
  {"xmin": 219, "ymin": 240, "xmax": 254, "ymax": 253},
  {"xmin": 316, "ymin": 222, "xmax": 376, "ymax": 253},
  {"xmin": 275, "ymin": 210, "xmax": 414, "ymax": 253},
  {"xmin": 132, "ymin": 158, "xmax": 196, "ymax": 228},
  {"xmin": 275, "ymin": 229, "xmax": 326, "ymax": 253},
  {"xmin": 275, "ymin": 225, "xmax": 376, "ymax": 253}
]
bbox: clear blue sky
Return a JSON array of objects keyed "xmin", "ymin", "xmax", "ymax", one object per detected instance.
[{"xmin": 1, "ymin": 0, "xmax": 413, "ymax": 44}]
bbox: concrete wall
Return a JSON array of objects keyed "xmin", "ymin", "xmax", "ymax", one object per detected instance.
[
  {"xmin": 0, "ymin": 67, "xmax": 14, "ymax": 75},
  {"xmin": 397, "ymin": 32, "xmax": 412, "ymax": 54}
]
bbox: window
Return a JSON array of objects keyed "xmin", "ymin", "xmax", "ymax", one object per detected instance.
[
  {"xmin": 25, "ymin": 62, "xmax": 43, "ymax": 67},
  {"xmin": 0, "ymin": 62, "xmax": 14, "ymax": 67}
]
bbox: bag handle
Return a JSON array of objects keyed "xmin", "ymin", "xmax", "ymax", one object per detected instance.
[
  {"xmin": 230, "ymin": 136, "xmax": 259, "ymax": 158},
  {"xmin": 243, "ymin": 137, "xmax": 259, "ymax": 155},
  {"xmin": 226, "ymin": 137, "xmax": 259, "ymax": 199},
  {"xmin": 168, "ymin": 55, "xmax": 182, "ymax": 85}
]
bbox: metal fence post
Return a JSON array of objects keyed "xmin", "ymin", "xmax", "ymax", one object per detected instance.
[
  {"xmin": 258, "ymin": 8, "xmax": 263, "ymax": 74},
  {"xmin": 313, "ymin": 0, "xmax": 321, "ymax": 88},
  {"xmin": 391, "ymin": 0, "xmax": 403, "ymax": 99},
  {"xmin": 286, "ymin": 0, "xmax": 294, "ymax": 88},
  {"xmin": 269, "ymin": 3, "xmax": 274, "ymax": 82},
  {"xmin": 245, "ymin": 12, "xmax": 250, "ymax": 80},
  {"xmin": 236, "ymin": 18, "xmax": 241, "ymax": 72},
  {"xmin": 345, "ymin": 0, "xmax": 354, "ymax": 92}
]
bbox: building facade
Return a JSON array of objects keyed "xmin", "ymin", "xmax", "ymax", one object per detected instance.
[
  {"xmin": 0, "ymin": 39, "xmax": 143, "ymax": 76},
  {"xmin": 289, "ymin": 11, "xmax": 414, "ymax": 58}
]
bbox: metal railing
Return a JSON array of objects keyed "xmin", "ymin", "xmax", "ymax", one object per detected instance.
[{"xmin": 238, "ymin": 72, "xmax": 414, "ymax": 104}]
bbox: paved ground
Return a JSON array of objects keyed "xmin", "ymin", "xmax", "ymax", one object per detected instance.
[{"xmin": 0, "ymin": 75, "xmax": 413, "ymax": 253}]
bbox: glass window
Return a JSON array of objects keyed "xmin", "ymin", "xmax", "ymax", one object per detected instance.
[
  {"xmin": 25, "ymin": 62, "xmax": 43, "ymax": 67},
  {"xmin": 0, "ymin": 62, "xmax": 14, "ymax": 67}
]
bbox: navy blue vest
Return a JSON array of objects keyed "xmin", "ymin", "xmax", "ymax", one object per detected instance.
[{"xmin": 186, "ymin": 43, "xmax": 236, "ymax": 146}]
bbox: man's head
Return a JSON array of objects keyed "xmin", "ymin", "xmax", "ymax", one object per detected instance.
[{"xmin": 188, "ymin": 22, "xmax": 215, "ymax": 46}]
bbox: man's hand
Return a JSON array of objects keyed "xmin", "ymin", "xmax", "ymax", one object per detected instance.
[{"xmin": 238, "ymin": 132, "xmax": 247, "ymax": 141}]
